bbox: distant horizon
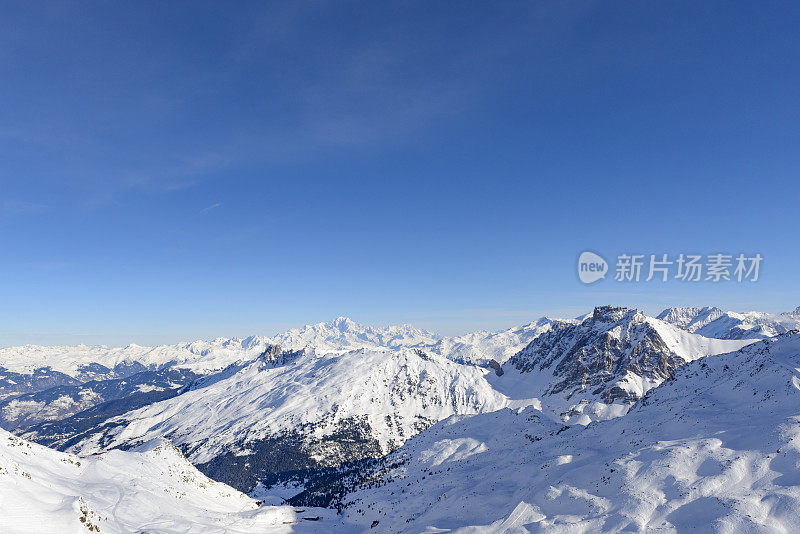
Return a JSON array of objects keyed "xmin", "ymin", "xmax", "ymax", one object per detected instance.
[{"xmin": 2, "ymin": 301, "xmax": 797, "ymax": 349}]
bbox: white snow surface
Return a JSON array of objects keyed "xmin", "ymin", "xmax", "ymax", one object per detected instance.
[
  {"xmin": 0, "ymin": 316, "xmax": 563, "ymax": 377},
  {"xmin": 423, "ymin": 317, "xmax": 569, "ymax": 365},
  {"xmin": 340, "ymin": 332, "xmax": 800, "ymax": 533},
  {"xmin": 68, "ymin": 347, "xmax": 510, "ymax": 463},
  {"xmin": 56, "ymin": 310, "xmax": 754, "ymax": 465},
  {"xmin": 0, "ymin": 428, "xmax": 297, "ymax": 533},
  {"xmin": 658, "ymin": 306, "xmax": 800, "ymax": 339}
]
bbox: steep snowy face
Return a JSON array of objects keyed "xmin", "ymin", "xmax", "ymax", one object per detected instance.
[
  {"xmin": 0, "ymin": 429, "xmax": 295, "ymax": 533},
  {"xmin": 59, "ymin": 346, "xmax": 508, "ymax": 494},
  {"xmin": 497, "ymin": 306, "xmax": 753, "ymax": 423},
  {"xmin": 329, "ymin": 333, "xmax": 800, "ymax": 534},
  {"xmin": 658, "ymin": 306, "xmax": 800, "ymax": 339}
]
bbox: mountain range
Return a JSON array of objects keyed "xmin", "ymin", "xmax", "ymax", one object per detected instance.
[{"xmin": 1, "ymin": 304, "xmax": 798, "ymax": 532}]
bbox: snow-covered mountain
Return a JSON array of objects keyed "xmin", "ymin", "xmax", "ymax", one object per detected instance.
[
  {"xmin": 0, "ymin": 337, "xmax": 274, "ymax": 380},
  {"xmin": 493, "ymin": 306, "xmax": 753, "ymax": 423},
  {"xmin": 422, "ymin": 317, "xmax": 570, "ymax": 365},
  {"xmin": 47, "ymin": 346, "xmax": 508, "ymax": 495},
  {"xmin": 268, "ymin": 316, "xmax": 441, "ymax": 353},
  {"xmin": 658, "ymin": 305, "xmax": 800, "ymax": 339},
  {"xmin": 321, "ymin": 331, "xmax": 800, "ymax": 533},
  {"xmin": 0, "ymin": 367, "xmax": 199, "ymax": 431},
  {"xmin": 0, "ymin": 316, "xmax": 561, "ymax": 430},
  {"xmin": 2, "ymin": 307, "xmax": 788, "ymax": 528},
  {"xmin": 0, "ymin": 428, "xmax": 298, "ymax": 533},
  {"xmin": 656, "ymin": 306, "xmax": 726, "ymax": 332},
  {"xmin": 0, "ymin": 316, "xmax": 554, "ymax": 380},
  {"xmin": 14, "ymin": 307, "xmax": 748, "ymax": 501}
]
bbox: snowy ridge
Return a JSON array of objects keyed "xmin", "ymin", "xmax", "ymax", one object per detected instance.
[
  {"xmin": 658, "ymin": 305, "xmax": 800, "ymax": 339},
  {"xmin": 0, "ymin": 336, "xmax": 273, "ymax": 378},
  {"xmin": 422, "ymin": 317, "xmax": 570, "ymax": 365},
  {"xmin": 0, "ymin": 316, "xmax": 565, "ymax": 431},
  {"xmin": 0, "ymin": 428, "xmax": 296, "ymax": 533},
  {"xmin": 61, "ymin": 347, "xmax": 508, "ymax": 489},
  {"xmin": 267, "ymin": 316, "xmax": 441, "ymax": 353},
  {"xmin": 331, "ymin": 332, "xmax": 800, "ymax": 533},
  {"xmin": 0, "ymin": 316, "xmax": 549, "ymax": 378}
]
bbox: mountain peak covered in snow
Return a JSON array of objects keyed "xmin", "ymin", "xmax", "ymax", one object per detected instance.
[
  {"xmin": 658, "ymin": 305, "xmax": 800, "ymax": 339},
  {"xmin": 656, "ymin": 306, "xmax": 725, "ymax": 330}
]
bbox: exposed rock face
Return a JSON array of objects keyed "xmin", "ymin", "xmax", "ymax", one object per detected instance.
[
  {"xmin": 508, "ymin": 306, "xmax": 748, "ymax": 410},
  {"xmin": 487, "ymin": 360, "xmax": 504, "ymax": 376}
]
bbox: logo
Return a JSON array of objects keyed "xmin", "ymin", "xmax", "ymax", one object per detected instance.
[
  {"xmin": 578, "ymin": 251, "xmax": 608, "ymax": 284},
  {"xmin": 576, "ymin": 251, "xmax": 762, "ymax": 284}
]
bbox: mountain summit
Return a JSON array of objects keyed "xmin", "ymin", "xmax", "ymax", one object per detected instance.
[{"xmin": 497, "ymin": 306, "xmax": 752, "ymax": 423}]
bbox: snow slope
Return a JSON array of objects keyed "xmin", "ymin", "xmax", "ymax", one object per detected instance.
[
  {"xmin": 658, "ymin": 306, "xmax": 800, "ymax": 339},
  {"xmin": 332, "ymin": 332, "xmax": 800, "ymax": 533},
  {"xmin": 0, "ymin": 428, "xmax": 297, "ymax": 533},
  {"xmin": 59, "ymin": 346, "xmax": 509, "ymax": 493}
]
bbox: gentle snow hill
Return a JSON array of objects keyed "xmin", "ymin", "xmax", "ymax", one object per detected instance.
[
  {"xmin": 61, "ymin": 346, "xmax": 509, "ymax": 493},
  {"xmin": 0, "ymin": 428, "xmax": 298, "ymax": 533},
  {"xmin": 492, "ymin": 306, "xmax": 753, "ymax": 424},
  {"xmin": 333, "ymin": 332, "xmax": 800, "ymax": 533},
  {"xmin": 658, "ymin": 305, "xmax": 800, "ymax": 339}
]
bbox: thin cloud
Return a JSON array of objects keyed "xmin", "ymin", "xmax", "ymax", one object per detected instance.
[{"xmin": 200, "ymin": 202, "xmax": 223, "ymax": 214}]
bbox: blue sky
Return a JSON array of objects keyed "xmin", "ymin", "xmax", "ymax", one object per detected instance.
[{"xmin": 1, "ymin": 1, "xmax": 799, "ymax": 346}]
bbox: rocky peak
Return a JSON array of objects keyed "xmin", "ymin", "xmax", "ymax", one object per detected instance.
[
  {"xmin": 591, "ymin": 305, "xmax": 640, "ymax": 324},
  {"xmin": 509, "ymin": 308, "xmax": 688, "ymax": 409}
]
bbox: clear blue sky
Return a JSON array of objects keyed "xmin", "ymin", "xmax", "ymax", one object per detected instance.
[{"xmin": 1, "ymin": 1, "xmax": 799, "ymax": 346}]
